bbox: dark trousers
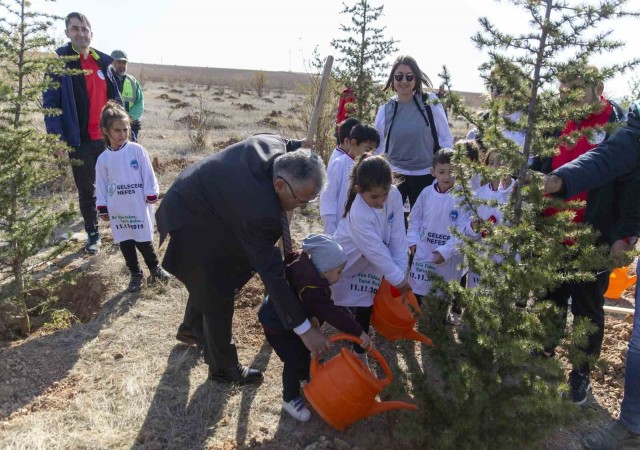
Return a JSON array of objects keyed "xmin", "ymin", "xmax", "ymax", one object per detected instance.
[
  {"xmin": 546, "ymin": 270, "xmax": 610, "ymax": 375},
  {"xmin": 131, "ymin": 120, "xmax": 141, "ymax": 142},
  {"xmin": 396, "ymin": 173, "xmax": 436, "ymax": 208},
  {"xmin": 70, "ymin": 139, "xmax": 105, "ymax": 234},
  {"xmin": 265, "ymin": 331, "xmax": 310, "ymax": 401},
  {"xmin": 119, "ymin": 240, "xmax": 159, "ymax": 274},
  {"xmin": 396, "ymin": 173, "xmax": 436, "ymax": 228},
  {"xmin": 341, "ymin": 306, "xmax": 372, "ymax": 354},
  {"xmin": 181, "ymin": 297, "xmax": 239, "ymax": 371}
]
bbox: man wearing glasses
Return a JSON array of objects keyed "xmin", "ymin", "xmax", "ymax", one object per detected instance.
[
  {"xmin": 156, "ymin": 134, "xmax": 330, "ymax": 385},
  {"xmin": 43, "ymin": 12, "xmax": 121, "ymax": 255}
]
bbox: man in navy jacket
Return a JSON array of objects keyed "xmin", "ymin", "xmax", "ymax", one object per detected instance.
[
  {"xmin": 43, "ymin": 12, "xmax": 121, "ymax": 255},
  {"xmin": 545, "ymin": 102, "xmax": 640, "ymax": 450}
]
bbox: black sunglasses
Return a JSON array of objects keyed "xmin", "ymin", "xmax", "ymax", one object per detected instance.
[{"xmin": 394, "ymin": 73, "xmax": 415, "ymax": 82}]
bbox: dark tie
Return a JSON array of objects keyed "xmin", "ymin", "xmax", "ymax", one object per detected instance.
[{"xmin": 280, "ymin": 211, "xmax": 293, "ymax": 254}]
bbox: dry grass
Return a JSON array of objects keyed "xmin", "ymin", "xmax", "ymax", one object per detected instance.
[{"xmin": 0, "ymin": 79, "xmax": 629, "ymax": 450}]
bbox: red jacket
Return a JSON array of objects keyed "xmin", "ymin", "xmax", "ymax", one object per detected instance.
[
  {"xmin": 546, "ymin": 98, "xmax": 614, "ymax": 223},
  {"xmin": 336, "ymin": 88, "xmax": 355, "ymax": 124}
]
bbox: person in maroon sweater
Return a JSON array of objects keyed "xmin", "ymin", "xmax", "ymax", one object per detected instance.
[{"xmin": 259, "ymin": 234, "xmax": 372, "ymax": 422}]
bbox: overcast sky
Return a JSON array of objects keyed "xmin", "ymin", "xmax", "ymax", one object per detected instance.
[{"xmin": 17, "ymin": 0, "xmax": 640, "ymax": 98}]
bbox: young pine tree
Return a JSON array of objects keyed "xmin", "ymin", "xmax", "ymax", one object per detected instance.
[
  {"xmin": 0, "ymin": 0, "xmax": 75, "ymax": 334},
  {"xmin": 410, "ymin": 1, "xmax": 639, "ymax": 448},
  {"xmin": 330, "ymin": 0, "xmax": 398, "ymax": 122}
]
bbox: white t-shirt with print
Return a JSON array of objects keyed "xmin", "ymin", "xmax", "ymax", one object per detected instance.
[
  {"xmin": 331, "ymin": 185, "xmax": 408, "ymax": 307},
  {"xmin": 466, "ymin": 179, "xmax": 515, "ymax": 288},
  {"xmin": 407, "ymin": 182, "xmax": 470, "ymax": 296},
  {"xmin": 95, "ymin": 142, "xmax": 159, "ymax": 243}
]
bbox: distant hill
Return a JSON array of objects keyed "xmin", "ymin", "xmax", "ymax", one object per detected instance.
[{"xmin": 127, "ymin": 62, "xmax": 485, "ymax": 109}]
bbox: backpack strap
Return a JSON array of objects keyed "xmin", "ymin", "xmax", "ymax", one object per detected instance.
[
  {"xmin": 384, "ymin": 100, "xmax": 399, "ymax": 154},
  {"xmin": 412, "ymin": 94, "xmax": 441, "ymax": 151}
]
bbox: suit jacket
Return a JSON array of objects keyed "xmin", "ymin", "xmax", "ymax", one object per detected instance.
[{"xmin": 156, "ymin": 134, "xmax": 308, "ymax": 328}]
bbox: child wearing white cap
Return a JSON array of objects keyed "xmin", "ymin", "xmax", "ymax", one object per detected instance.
[{"xmin": 259, "ymin": 233, "xmax": 372, "ymax": 422}]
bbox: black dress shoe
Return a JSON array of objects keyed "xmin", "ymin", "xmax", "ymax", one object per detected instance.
[
  {"xmin": 175, "ymin": 326, "xmax": 203, "ymax": 346},
  {"xmin": 208, "ymin": 364, "xmax": 264, "ymax": 385}
]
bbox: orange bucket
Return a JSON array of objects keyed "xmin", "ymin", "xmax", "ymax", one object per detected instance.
[
  {"xmin": 604, "ymin": 266, "xmax": 637, "ymax": 299},
  {"xmin": 304, "ymin": 333, "xmax": 418, "ymax": 431},
  {"xmin": 371, "ymin": 279, "xmax": 432, "ymax": 345}
]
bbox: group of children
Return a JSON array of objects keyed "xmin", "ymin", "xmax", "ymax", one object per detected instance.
[
  {"xmin": 94, "ymin": 101, "xmax": 516, "ymax": 424},
  {"xmin": 261, "ymin": 118, "xmax": 517, "ymax": 423}
]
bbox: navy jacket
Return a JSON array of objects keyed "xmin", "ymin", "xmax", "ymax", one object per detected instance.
[
  {"xmin": 552, "ymin": 102, "xmax": 640, "ymax": 241},
  {"xmin": 43, "ymin": 43, "xmax": 121, "ymax": 147}
]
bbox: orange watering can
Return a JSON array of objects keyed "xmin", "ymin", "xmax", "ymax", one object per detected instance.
[
  {"xmin": 371, "ymin": 279, "xmax": 432, "ymax": 345},
  {"xmin": 604, "ymin": 266, "xmax": 637, "ymax": 299},
  {"xmin": 304, "ymin": 333, "xmax": 418, "ymax": 431}
]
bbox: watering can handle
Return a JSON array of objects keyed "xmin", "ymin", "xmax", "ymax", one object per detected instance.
[{"xmin": 310, "ymin": 333, "xmax": 394, "ymax": 387}]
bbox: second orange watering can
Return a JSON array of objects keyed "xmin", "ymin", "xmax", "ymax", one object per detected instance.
[
  {"xmin": 604, "ymin": 265, "xmax": 637, "ymax": 299},
  {"xmin": 371, "ymin": 279, "xmax": 432, "ymax": 345},
  {"xmin": 304, "ymin": 333, "xmax": 418, "ymax": 431}
]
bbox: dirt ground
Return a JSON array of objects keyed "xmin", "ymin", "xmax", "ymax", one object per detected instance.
[{"xmin": 0, "ymin": 82, "xmax": 635, "ymax": 449}]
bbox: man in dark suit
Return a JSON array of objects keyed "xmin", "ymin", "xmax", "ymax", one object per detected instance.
[{"xmin": 157, "ymin": 134, "xmax": 330, "ymax": 384}]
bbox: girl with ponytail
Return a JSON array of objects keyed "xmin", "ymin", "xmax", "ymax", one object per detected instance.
[{"xmin": 331, "ymin": 155, "xmax": 409, "ymax": 365}]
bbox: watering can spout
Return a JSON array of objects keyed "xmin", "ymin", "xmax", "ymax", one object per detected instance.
[
  {"xmin": 406, "ymin": 329, "xmax": 433, "ymax": 346},
  {"xmin": 367, "ymin": 400, "xmax": 418, "ymax": 417}
]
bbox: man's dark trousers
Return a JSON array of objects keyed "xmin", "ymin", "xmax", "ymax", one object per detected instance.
[
  {"xmin": 70, "ymin": 139, "xmax": 105, "ymax": 234},
  {"xmin": 546, "ymin": 270, "xmax": 610, "ymax": 374},
  {"xmin": 167, "ymin": 223, "xmax": 242, "ymax": 372}
]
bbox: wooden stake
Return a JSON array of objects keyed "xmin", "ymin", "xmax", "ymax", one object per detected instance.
[{"xmin": 306, "ymin": 55, "xmax": 334, "ymax": 143}]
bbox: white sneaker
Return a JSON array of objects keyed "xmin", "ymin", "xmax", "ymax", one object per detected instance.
[{"xmin": 283, "ymin": 397, "xmax": 311, "ymax": 422}]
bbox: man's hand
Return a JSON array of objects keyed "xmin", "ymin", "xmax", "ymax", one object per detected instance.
[
  {"xmin": 409, "ymin": 245, "xmax": 416, "ymax": 256},
  {"xmin": 301, "ymin": 138, "xmax": 316, "ymax": 149},
  {"xmin": 610, "ymin": 239, "xmax": 635, "ymax": 268},
  {"xmin": 543, "ymin": 175, "xmax": 564, "ymax": 194},
  {"xmin": 300, "ymin": 327, "xmax": 331, "ymax": 359}
]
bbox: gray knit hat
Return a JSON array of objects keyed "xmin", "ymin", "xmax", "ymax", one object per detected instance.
[{"xmin": 302, "ymin": 234, "xmax": 346, "ymax": 273}]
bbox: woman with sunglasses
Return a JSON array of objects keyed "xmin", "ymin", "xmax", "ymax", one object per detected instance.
[{"xmin": 373, "ymin": 55, "xmax": 453, "ymax": 218}]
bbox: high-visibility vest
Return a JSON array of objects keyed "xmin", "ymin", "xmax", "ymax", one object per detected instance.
[{"xmin": 121, "ymin": 75, "xmax": 138, "ymax": 112}]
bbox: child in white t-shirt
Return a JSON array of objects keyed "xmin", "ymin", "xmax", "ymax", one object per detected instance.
[
  {"xmin": 320, "ymin": 124, "xmax": 380, "ymax": 234},
  {"xmin": 331, "ymin": 155, "xmax": 409, "ymax": 364},
  {"xmin": 95, "ymin": 101, "xmax": 171, "ymax": 293},
  {"xmin": 407, "ymin": 148, "xmax": 469, "ymax": 316},
  {"xmin": 466, "ymin": 148, "xmax": 515, "ymax": 288},
  {"xmin": 327, "ymin": 117, "xmax": 360, "ymax": 169}
]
